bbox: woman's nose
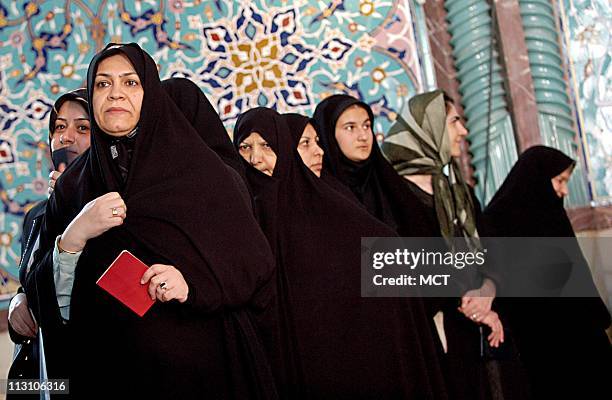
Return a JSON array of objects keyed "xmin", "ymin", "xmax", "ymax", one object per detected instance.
[
  {"xmin": 250, "ymin": 148, "xmax": 262, "ymax": 164},
  {"xmin": 357, "ymin": 128, "xmax": 369, "ymax": 141},
  {"xmin": 61, "ymin": 126, "xmax": 76, "ymax": 144},
  {"xmin": 109, "ymin": 83, "xmax": 125, "ymax": 100}
]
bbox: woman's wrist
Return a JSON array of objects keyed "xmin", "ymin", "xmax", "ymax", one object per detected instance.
[
  {"xmin": 481, "ymin": 278, "xmax": 496, "ymax": 297},
  {"xmin": 59, "ymin": 232, "xmax": 85, "ymax": 254}
]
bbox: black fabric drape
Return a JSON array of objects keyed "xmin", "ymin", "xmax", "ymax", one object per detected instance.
[
  {"xmin": 483, "ymin": 145, "xmax": 611, "ymax": 399},
  {"xmin": 234, "ymin": 107, "xmax": 448, "ymax": 400},
  {"xmin": 27, "ymin": 43, "xmax": 277, "ymax": 399},
  {"xmin": 312, "ymin": 94, "xmax": 431, "ymax": 237},
  {"xmin": 162, "ymin": 77, "xmax": 247, "ymax": 182},
  {"xmin": 162, "ymin": 77, "xmax": 252, "ymax": 209}
]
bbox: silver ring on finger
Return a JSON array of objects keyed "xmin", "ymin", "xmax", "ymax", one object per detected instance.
[{"xmin": 159, "ymin": 281, "xmax": 168, "ymax": 291}]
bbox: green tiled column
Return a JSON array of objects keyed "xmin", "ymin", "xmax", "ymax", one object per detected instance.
[
  {"xmin": 445, "ymin": 0, "xmax": 518, "ymax": 204},
  {"xmin": 519, "ymin": 0, "xmax": 590, "ymax": 205}
]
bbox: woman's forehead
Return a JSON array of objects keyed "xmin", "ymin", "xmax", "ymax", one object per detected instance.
[
  {"xmin": 242, "ymin": 132, "xmax": 267, "ymax": 142},
  {"xmin": 302, "ymin": 123, "xmax": 316, "ymax": 136},
  {"xmin": 96, "ymin": 53, "xmax": 136, "ymax": 74},
  {"xmin": 446, "ymin": 103, "xmax": 459, "ymax": 118},
  {"xmin": 338, "ymin": 105, "xmax": 369, "ymax": 121},
  {"xmin": 57, "ymin": 100, "xmax": 88, "ymax": 116}
]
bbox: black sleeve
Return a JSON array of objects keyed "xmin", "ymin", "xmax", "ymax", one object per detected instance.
[{"xmin": 23, "ymin": 193, "xmax": 67, "ymax": 333}]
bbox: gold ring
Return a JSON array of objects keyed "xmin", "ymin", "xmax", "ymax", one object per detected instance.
[{"xmin": 111, "ymin": 207, "xmax": 118, "ymax": 217}]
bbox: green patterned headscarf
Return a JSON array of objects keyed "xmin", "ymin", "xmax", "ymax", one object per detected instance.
[{"xmin": 381, "ymin": 90, "xmax": 480, "ymax": 250}]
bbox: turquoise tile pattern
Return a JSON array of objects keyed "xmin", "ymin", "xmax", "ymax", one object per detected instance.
[
  {"xmin": 0, "ymin": 0, "xmax": 431, "ymax": 306},
  {"xmin": 558, "ymin": 0, "xmax": 611, "ymax": 203}
]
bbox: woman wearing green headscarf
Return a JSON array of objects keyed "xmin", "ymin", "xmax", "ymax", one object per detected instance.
[
  {"xmin": 382, "ymin": 90, "xmax": 520, "ymax": 400},
  {"xmin": 383, "ymin": 90, "xmax": 498, "ymax": 315}
]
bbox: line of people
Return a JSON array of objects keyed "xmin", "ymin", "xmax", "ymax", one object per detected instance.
[{"xmin": 7, "ymin": 43, "xmax": 610, "ymax": 399}]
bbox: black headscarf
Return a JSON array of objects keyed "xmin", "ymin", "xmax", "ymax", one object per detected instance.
[
  {"xmin": 48, "ymin": 88, "xmax": 89, "ymax": 168},
  {"xmin": 48, "ymin": 88, "xmax": 88, "ymax": 141},
  {"xmin": 31, "ymin": 43, "xmax": 276, "ymax": 398},
  {"xmin": 312, "ymin": 94, "xmax": 432, "ymax": 236},
  {"xmin": 484, "ymin": 145, "xmax": 576, "ymax": 237},
  {"xmin": 282, "ymin": 112, "xmax": 311, "ymax": 148},
  {"xmin": 162, "ymin": 77, "xmax": 246, "ymax": 181},
  {"xmin": 234, "ymin": 108, "xmax": 448, "ymax": 399}
]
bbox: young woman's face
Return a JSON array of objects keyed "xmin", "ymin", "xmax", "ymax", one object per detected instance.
[
  {"xmin": 551, "ymin": 166, "xmax": 573, "ymax": 198},
  {"xmin": 334, "ymin": 105, "xmax": 373, "ymax": 162},
  {"xmin": 92, "ymin": 54, "xmax": 144, "ymax": 137},
  {"xmin": 238, "ymin": 132, "xmax": 277, "ymax": 176},
  {"xmin": 51, "ymin": 100, "xmax": 91, "ymax": 155},
  {"xmin": 297, "ymin": 123, "xmax": 324, "ymax": 177},
  {"xmin": 446, "ymin": 104, "xmax": 468, "ymax": 157}
]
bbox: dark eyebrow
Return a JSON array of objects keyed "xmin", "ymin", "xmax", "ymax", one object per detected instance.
[
  {"xmin": 56, "ymin": 117, "xmax": 89, "ymax": 121},
  {"xmin": 95, "ymin": 72, "xmax": 138, "ymax": 78}
]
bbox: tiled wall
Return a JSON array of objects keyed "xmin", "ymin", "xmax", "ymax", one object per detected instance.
[
  {"xmin": 558, "ymin": 0, "xmax": 612, "ymax": 204},
  {"xmin": 0, "ymin": 0, "xmax": 432, "ymax": 306}
]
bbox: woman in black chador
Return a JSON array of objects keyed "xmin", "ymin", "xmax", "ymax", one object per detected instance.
[
  {"xmin": 234, "ymin": 107, "xmax": 448, "ymax": 399},
  {"xmin": 483, "ymin": 145, "xmax": 611, "ymax": 399},
  {"xmin": 27, "ymin": 43, "xmax": 277, "ymax": 399},
  {"xmin": 312, "ymin": 94, "xmax": 434, "ymax": 237}
]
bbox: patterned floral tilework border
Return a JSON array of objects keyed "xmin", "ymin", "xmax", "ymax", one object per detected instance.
[
  {"xmin": 0, "ymin": 0, "xmax": 431, "ymax": 305},
  {"xmin": 559, "ymin": 0, "xmax": 612, "ymax": 203}
]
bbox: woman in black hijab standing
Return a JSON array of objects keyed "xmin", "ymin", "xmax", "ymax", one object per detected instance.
[
  {"xmin": 28, "ymin": 43, "xmax": 276, "ymax": 399},
  {"xmin": 483, "ymin": 146, "xmax": 611, "ymax": 399},
  {"xmin": 312, "ymin": 94, "xmax": 431, "ymax": 237},
  {"xmin": 234, "ymin": 107, "xmax": 448, "ymax": 400}
]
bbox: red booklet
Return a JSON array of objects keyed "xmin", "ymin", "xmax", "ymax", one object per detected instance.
[{"xmin": 96, "ymin": 250, "xmax": 155, "ymax": 317}]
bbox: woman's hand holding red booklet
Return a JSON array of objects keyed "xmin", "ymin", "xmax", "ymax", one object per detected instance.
[{"xmin": 96, "ymin": 250, "xmax": 155, "ymax": 317}]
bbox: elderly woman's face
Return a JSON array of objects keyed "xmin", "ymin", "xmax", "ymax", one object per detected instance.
[
  {"xmin": 92, "ymin": 54, "xmax": 144, "ymax": 137},
  {"xmin": 238, "ymin": 132, "xmax": 277, "ymax": 176}
]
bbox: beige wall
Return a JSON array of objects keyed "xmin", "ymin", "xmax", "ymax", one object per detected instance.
[
  {"xmin": 1, "ymin": 330, "xmax": 14, "ymax": 400},
  {"xmin": 577, "ymin": 229, "xmax": 612, "ymax": 341},
  {"xmin": 577, "ymin": 229, "xmax": 612, "ymax": 312}
]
